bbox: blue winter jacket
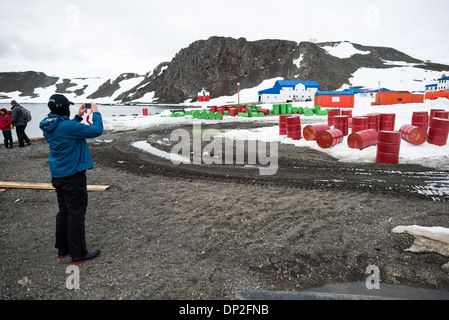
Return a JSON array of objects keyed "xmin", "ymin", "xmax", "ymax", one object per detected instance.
[{"xmin": 39, "ymin": 112, "xmax": 103, "ymax": 178}]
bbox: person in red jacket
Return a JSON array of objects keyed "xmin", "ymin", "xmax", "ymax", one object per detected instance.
[{"xmin": 0, "ymin": 108, "xmax": 13, "ymax": 149}]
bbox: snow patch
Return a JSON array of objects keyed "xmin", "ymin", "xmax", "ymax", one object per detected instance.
[
  {"xmin": 321, "ymin": 42, "xmax": 370, "ymax": 59},
  {"xmin": 392, "ymin": 225, "xmax": 449, "ymax": 271}
]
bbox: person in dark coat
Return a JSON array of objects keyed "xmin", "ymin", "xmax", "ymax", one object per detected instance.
[
  {"xmin": 10, "ymin": 100, "xmax": 31, "ymax": 147},
  {"xmin": 39, "ymin": 94, "xmax": 103, "ymax": 264}
]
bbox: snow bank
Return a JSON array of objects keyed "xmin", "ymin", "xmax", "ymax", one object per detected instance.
[
  {"xmin": 392, "ymin": 225, "xmax": 449, "ymax": 271},
  {"xmin": 346, "ymin": 67, "xmax": 444, "ymax": 92}
]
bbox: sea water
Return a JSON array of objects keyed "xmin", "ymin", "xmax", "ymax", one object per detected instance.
[{"xmin": 5, "ymin": 104, "xmax": 175, "ymax": 139}]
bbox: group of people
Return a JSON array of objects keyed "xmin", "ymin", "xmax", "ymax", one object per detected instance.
[{"xmin": 0, "ymin": 100, "xmax": 31, "ymax": 148}]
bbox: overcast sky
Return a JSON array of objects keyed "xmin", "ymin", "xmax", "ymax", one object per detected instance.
[{"xmin": 1, "ymin": 0, "xmax": 448, "ymax": 79}]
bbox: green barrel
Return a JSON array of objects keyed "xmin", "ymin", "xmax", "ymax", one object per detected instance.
[
  {"xmin": 303, "ymin": 108, "xmax": 315, "ymax": 116},
  {"xmin": 250, "ymin": 112, "xmax": 259, "ymax": 117},
  {"xmin": 215, "ymin": 112, "xmax": 223, "ymax": 120},
  {"xmin": 287, "ymin": 104, "xmax": 292, "ymax": 114},
  {"xmin": 297, "ymin": 107, "xmax": 304, "ymax": 114},
  {"xmin": 200, "ymin": 111, "xmax": 209, "ymax": 119},
  {"xmin": 292, "ymin": 107, "xmax": 298, "ymax": 113},
  {"xmin": 238, "ymin": 112, "xmax": 249, "ymax": 117},
  {"xmin": 258, "ymin": 112, "xmax": 266, "ymax": 117},
  {"xmin": 207, "ymin": 112, "xmax": 216, "ymax": 120},
  {"xmin": 315, "ymin": 105, "xmax": 322, "ymax": 112},
  {"xmin": 316, "ymin": 109, "xmax": 329, "ymax": 116},
  {"xmin": 223, "ymin": 110, "xmax": 230, "ymax": 116},
  {"xmin": 193, "ymin": 110, "xmax": 201, "ymax": 118},
  {"xmin": 272, "ymin": 104, "xmax": 280, "ymax": 114},
  {"xmin": 280, "ymin": 104, "xmax": 287, "ymax": 114}
]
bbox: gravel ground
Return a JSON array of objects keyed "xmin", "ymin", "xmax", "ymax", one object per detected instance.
[{"xmin": 1, "ymin": 122, "xmax": 449, "ymax": 301}]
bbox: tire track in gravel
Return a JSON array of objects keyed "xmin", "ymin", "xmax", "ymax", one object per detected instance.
[{"xmin": 92, "ymin": 123, "xmax": 449, "ymax": 202}]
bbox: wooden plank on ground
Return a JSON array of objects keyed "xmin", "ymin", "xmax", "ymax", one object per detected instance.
[{"xmin": 0, "ymin": 181, "xmax": 110, "ymax": 191}]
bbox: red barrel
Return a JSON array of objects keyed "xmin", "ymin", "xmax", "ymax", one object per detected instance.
[
  {"xmin": 258, "ymin": 108, "xmax": 269, "ymax": 116},
  {"xmin": 333, "ymin": 115, "xmax": 349, "ymax": 136},
  {"xmin": 286, "ymin": 116, "xmax": 301, "ymax": 140},
  {"xmin": 341, "ymin": 109, "xmax": 353, "ymax": 118},
  {"xmin": 347, "ymin": 129, "xmax": 378, "ymax": 150},
  {"xmin": 279, "ymin": 115, "xmax": 289, "ymax": 135},
  {"xmin": 427, "ymin": 117, "xmax": 449, "ymax": 146},
  {"xmin": 210, "ymin": 106, "xmax": 217, "ymax": 113},
  {"xmin": 216, "ymin": 107, "xmax": 224, "ymax": 115},
  {"xmin": 228, "ymin": 107, "xmax": 236, "ymax": 117},
  {"xmin": 434, "ymin": 111, "xmax": 449, "ymax": 120},
  {"xmin": 366, "ymin": 113, "xmax": 380, "ymax": 131},
  {"xmin": 430, "ymin": 109, "xmax": 445, "ymax": 122},
  {"xmin": 327, "ymin": 109, "xmax": 341, "ymax": 127},
  {"xmin": 142, "ymin": 108, "xmax": 149, "ymax": 116},
  {"xmin": 303, "ymin": 124, "xmax": 331, "ymax": 141},
  {"xmin": 412, "ymin": 111, "xmax": 429, "ymax": 130},
  {"xmin": 351, "ymin": 117, "xmax": 369, "ymax": 133},
  {"xmin": 379, "ymin": 113, "xmax": 396, "ymax": 131},
  {"xmin": 376, "ymin": 131, "xmax": 401, "ymax": 164},
  {"xmin": 316, "ymin": 129, "xmax": 344, "ymax": 149},
  {"xmin": 399, "ymin": 124, "xmax": 428, "ymax": 145}
]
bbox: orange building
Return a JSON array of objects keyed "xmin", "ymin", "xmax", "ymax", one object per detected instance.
[
  {"xmin": 371, "ymin": 91, "xmax": 424, "ymax": 106},
  {"xmin": 314, "ymin": 91, "xmax": 355, "ymax": 109},
  {"xmin": 425, "ymin": 90, "xmax": 449, "ymax": 101}
]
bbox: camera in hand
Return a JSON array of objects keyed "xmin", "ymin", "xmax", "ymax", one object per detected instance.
[{"xmin": 85, "ymin": 103, "xmax": 91, "ymax": 109}]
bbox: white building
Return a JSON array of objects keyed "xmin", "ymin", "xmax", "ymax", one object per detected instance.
[
  {"xmin": 258, "ymin": 80, "xmax": 320, "ymax": 103},
  {"xmin": 425, "ymin": 75, "xmax": 449, "ymax": 92}
]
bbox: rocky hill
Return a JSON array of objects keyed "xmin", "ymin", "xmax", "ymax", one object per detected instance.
[{"xmin": 1, "ymin": 37, "xmax": 448, "ymax": 104}]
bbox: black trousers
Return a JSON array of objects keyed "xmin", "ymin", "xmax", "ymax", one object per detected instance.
[
  {"xmin": 15, "ymin": 125, "xmax": 30, "ymax": 147},
  {"xmin": 2, "ymin": 130, "xmax": 13, "ymax": 148},
  {"xmin": 52, "ymin": 171, "xmax": 88, "ymax": 259}
]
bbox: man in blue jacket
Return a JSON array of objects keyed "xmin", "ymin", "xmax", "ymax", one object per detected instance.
[{"xmin": 40, "ymin": 94, "xmax": 103, "ymax": 264}]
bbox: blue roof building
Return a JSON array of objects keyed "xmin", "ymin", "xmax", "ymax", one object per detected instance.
[
  {"xmin": 426, "ymin": 74, "xmax": 449, "ymax": 92},
  {"xmin": 258, "ymin": 80, "xmax": 320, "ymax": 103}
]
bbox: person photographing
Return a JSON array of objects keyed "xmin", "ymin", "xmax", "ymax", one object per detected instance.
[{"xmin": 40, "ymin": 94, "xmax": 103, "ymax": 264}]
